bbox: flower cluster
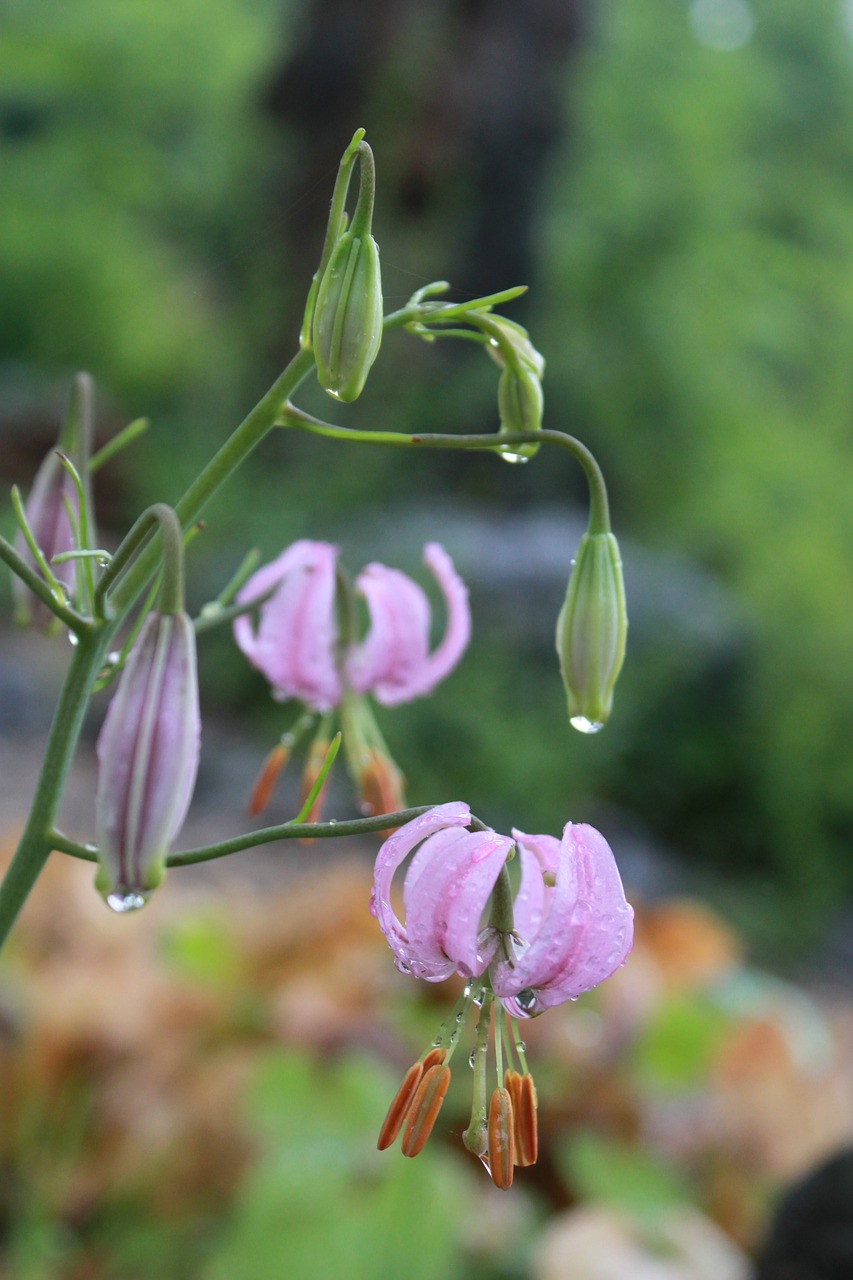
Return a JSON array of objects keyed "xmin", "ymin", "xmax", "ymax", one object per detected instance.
[
  {"xmin": 233, "ymin": 540, "xmax": 470, "ymax": 816},
  {"xmin": 371, "ymin": 803, "xmax": 633, "ymax": 1186}
]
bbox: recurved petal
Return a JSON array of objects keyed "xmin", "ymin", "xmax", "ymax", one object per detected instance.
[
  {"xmin": 370, "ymin": 801, "xmax": 471, "ymax": 977},
  {"xmin": 348, "ymin": 544, "xmax": 470, "ymax": 707},
  {"xmin": 234, "ymin": 540, "xmax": 341, "ymax": 711},
  {"xmin": 404, "ymin": 827, "xmax": 512, "ymax": 978},
  {"xmin": 493, "ymin": 823, "xmax": 632, "ymax": 1015},
  {"xmin": 345, "ymin": 563, "xmax": 430, "ymax": 701}
]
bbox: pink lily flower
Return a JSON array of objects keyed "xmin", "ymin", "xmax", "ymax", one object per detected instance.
[
  {"xmin": 234, "ymin": 540, "xmax": 469, "ymax": 711},
  {"xmin": 372, "ymin": 805, "xmax": 633, "ymax": 1013},
  {"xmin": 372, "ymin": 804, "xmax": 633, "ymax": 1183}
]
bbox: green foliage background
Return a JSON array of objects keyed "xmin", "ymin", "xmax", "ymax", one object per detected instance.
[{"xmin": 3, "ymin": 0, "xmax": 853, "ymax": 947}]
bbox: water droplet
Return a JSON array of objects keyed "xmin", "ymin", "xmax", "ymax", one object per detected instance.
[
  {"xmin": 398, "ymin": 960, "xmax": 411, "ymax": 973},
  {"xmin": 570, "ymin": 716, "xmax": 604, "ymax": 735},
  {"xmin": 517, "ymin": 1040, "xmax": 526, "ymax": 1052},
  {"xmin": 84, "ymin": 842, "xmax": 97, "ymax": 854},
  {"xmin": 105, "ymin": 651, "xmax": 120, "ymax": 667},
  {"xmin": 67, "ymin": 631, "xmax": 79, "ymax": 647},
  {"xmin": 96, "ymin": 555, "xmax": 110, "ymax": 569},
  {"xmin": 516, "ymin": 988, "xmax": 537, "ymax": 1012},
  {"xmin": 463, "ymin": 983, "xmax": 472, "ymax": 999},
  {"xmin": 499, "ymin": 450, "xmax": 529, "ymax": 465},
  {"xmin": 472, "ymin": 990, "xmax": 485, "ymax": 1007},
  {"xmin": 433, "ymin": 1036, "xmax": 442, "ymax": 1047},
  {"xmin": 106, "ymin": 890, "xmax": 149, "ymax": 914},
  {"xmin": 468, "ymin": 1052, "xmax": 476, "ymax": 1068},
  {"xmin": 327, "ymin": 819, "xmax": 337, "ymax": 826},
  {"xmin": 455, "ymin": 1010, "xmax": 464, "ymax": 1023}
]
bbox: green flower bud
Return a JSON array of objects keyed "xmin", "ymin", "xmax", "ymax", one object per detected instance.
[
  {"xmin": 497, "ymin": 362, "xmax": 543, "ymax": 461},
  {"xmin": 556, "ymin": 531, "xmax": 627, "ymax": 733},
  {"xmin": 312, "ymin": 229, "xmax": 383, "ymax": 402}
]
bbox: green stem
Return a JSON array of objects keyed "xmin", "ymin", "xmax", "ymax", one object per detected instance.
[
  {"xmin": 95, "ymin": 503, "xmax": 184, "ymax": 617},
  {"xmin": 49, "ymin": 804, "xmax": 446, "ymax": 867},
  {"xmin": 109, "ymin": 348, "xmax": 316, "ymax": 615},
  {"xmin": 0, "ymin": 536, "xmax": 86, "ymax": 631},
  {"xmin": 0, "ymin": 625, "xmax": 113, "ymax": 951},
  {"xmin": 280, "ymin": 409, "xmax": 611, "ymax": 532}
]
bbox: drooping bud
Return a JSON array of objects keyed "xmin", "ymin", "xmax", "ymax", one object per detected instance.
[
  {"xmin": 13, "ymin": 449, "xmax": 79, "ymax": 627},
  {"xmin": 497, "ymin": 363, "xmax": 543, "ymax": 459},
  {"xmin": 95, "ymin": 610, "xmax": 200, "ymax": 911},
  {"xmin": 312, "ymin": 228, "xmax": 383, "ymax": 401},
  {"xmin": 555, "ymin": 531, "xmax": 627, "ymax": 733},
  {"xmin": 481, "ymin": 314, "xmax": 545, "ymax": 462}
]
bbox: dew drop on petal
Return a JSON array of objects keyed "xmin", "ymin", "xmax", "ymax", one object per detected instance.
[
  {"xmin": 516, "ymin": 988, "xmax": 537, "ymax": 1012},
  {"xmin": 570, "ymin": 716, "xmax": 604, "ymax": 735},
  {"xmin": 106, "ymin": 890, "xmax": 149, "ymax": 914}
]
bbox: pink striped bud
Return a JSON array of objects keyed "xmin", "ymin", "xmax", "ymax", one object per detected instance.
[{"xmin": 95, "ymin": 610, "xmax": 200, "ymax": 911}]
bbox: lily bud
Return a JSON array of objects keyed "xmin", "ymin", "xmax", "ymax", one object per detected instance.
[
  {"xmin": 13, "ymin": 449, "xmax": 79, "ymax": 628},
  {"xmin": 555, "ymin": 531, "xmax": 627, "ymax": 733},
  {"xmin": 95, "ymin": 610, "xmax": 200, "ymax": 911},
  {"xmin": 497, "ymin": 363, "xmax": 543, "ymax": 461},
  {"xmin": 312, "ymin": 229, "xmax": 383, "ymax": 402}
]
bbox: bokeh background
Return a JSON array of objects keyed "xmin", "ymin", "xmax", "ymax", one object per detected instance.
[{"xmin": 2, "ymin": 0, "xmax": 853, "ymax": 1276}]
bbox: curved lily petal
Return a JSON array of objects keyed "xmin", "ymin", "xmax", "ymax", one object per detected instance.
[
  {"xmin": 493, "ymin": 823, "xmax": 633, "ymax": 1017},
  {"xmin": 347, "ymin": 543, "xmax": 471, "ymax": 706},
  {"xmin": 507, "ymin": 829, "xmax": 557, "ymax": 942},
  {"xmin": 370, "ymin": 801, "xmax": 472, "ymax": 978},
  {"xmin": 404, "ymin": 827, "xmax": 513, "ymax": 979},
  {"xmin": 234, "ymin": 540, "xmax": 341, "ymax": 712}
]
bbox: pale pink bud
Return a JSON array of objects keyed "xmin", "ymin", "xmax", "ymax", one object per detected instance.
[{"xmin": 95, "ymin": 611, "xmax": 200, "ymax": 911}]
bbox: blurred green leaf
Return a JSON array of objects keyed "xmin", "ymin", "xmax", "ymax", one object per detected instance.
[
  {"xmin": 558, "ymin": 1130, "xmax": 692, "ymax": 1218},
  {"xmin": 206, "ymin": 1050, "xmax": 474, "ymax": 1280},
  {"xmin": 632, "ymin": 995, "xmax": 730, "ymax": 1090}
]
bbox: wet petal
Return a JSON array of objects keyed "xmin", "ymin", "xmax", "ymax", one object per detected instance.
[
  {"xmin": 493, "ymin": 823, "xmax": 632, "ymax": 1014},
  {"xmin": 371, "ymin": 802, "xmax": 471, "ymax": 978},
  {"xmin": 404, "ymin": 828, "xmax": 512, "ymax": 978},
  {"xmin": 234, "ymin": 540, "xmax": 341, "ymax": 711}
]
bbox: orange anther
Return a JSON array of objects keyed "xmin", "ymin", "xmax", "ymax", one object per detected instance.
[
  {"xmin": 488, "ymin": 1087, "xmax": 515, "ymax": 1189},
  {"xmin": 377, "ymin": 1062, "xmax": 423, "ymax": 1151},
  {"xmin": 421, "ymin": 1046, "xmax": 448, "ymax": 1072},
  {"xmin": 515, "ymin": 1072, "xmax": 538, "ymax": 1167},
  {"xmin": 247, "ymin": 743, "xmax": 289, "ymax": 816},
  {"xmin": 401, "ymin": 1064, "xmax": 452, "ymax": 1157}
]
